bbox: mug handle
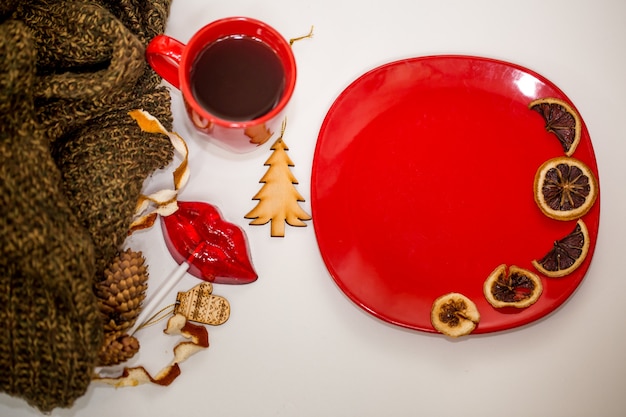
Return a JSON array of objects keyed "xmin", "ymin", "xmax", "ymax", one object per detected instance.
[{"xmin": 146, "ymin": 35, "xmax": 184, "ymax": 90}]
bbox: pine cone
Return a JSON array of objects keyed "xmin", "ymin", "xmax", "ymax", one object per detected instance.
[
  {"xmin": 95, "ymin": 248, "xmax": 148, "ymax": 366},
  {"xmin": 95, "ymin": 248, "xmax": 148, "ymax": 334},
  {"xmin": 98, "ymin": 333, "xmax": 140, "ymax": 366}
]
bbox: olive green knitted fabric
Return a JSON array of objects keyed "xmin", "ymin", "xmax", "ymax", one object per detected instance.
[{"xmin": 1, "ymin": 0, "xmax": 174, "ymax": 412}]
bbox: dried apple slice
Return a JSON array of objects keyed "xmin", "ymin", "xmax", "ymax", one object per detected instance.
[
  {"xmin": 431, "ymin": 292, "xmax": 480, "ymax": 337},
  {"xmin": 529, "ymin": 97, "xmax": 581, "ymax": 156},
  {"xmin": 532, "ymin": 219, "xmax": 590, "ymax": 278},
  {"xmin": 533, "ymin": 156, "xmax": 598, "ymax": 221},
  {"xmin": 484, "ymin": 264, "xmax": 542, "ymax": 309}
]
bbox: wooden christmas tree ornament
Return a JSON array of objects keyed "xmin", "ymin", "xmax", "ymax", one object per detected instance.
[{"xmin": 245, "ymin": 119, "xmax": 312, "ymax": 237}]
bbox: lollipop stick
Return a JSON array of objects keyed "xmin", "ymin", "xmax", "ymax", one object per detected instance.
[
  {"xmin": 129, "ymin": 241, "xmax": 207, "ymax": 335},
  {"xmin": 128, "ymin": 261, "xmax": 190, "ymax": 336}
]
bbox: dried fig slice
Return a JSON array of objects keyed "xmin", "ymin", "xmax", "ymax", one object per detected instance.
[
  {"xmin": 431, "ymin": 292, "xmax": 480, "ymax": 337},
  {"xmin": 529, "ymin": 97, "xmax": 581, "ymax": 156},
  {"xmin": 533, "ymin": 156, "xmax": 598, "ymax": 221},
  {"xmin": 484, "ymin": 264, "xmax": 542, "ymax": 309},
  {"xmin": 532, "ymin": 219, "xmax": 590, "ymax": 278}
]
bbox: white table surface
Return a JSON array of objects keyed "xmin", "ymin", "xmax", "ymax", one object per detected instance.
[{"xmin": 2, "ymin": 1, "xmax": 626, "ymax": 416}]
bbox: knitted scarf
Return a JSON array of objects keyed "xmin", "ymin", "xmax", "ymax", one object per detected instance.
[{"xmin": 0, "ymin": 0, "xmax": 174, "ymax": 411}]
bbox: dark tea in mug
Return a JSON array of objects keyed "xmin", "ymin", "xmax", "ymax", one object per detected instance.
[
  {"xmin": 146, "ymin": 17, "xmax": 296, "ymax": 151},
  {"xmin": 190, "ymin": 35, "xmax": 286, "ymax": 122}
]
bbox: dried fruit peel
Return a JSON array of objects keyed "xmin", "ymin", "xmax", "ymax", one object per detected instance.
[
  {"xmin": 94, "ymin": 314, "xmax": 208, "ymax": 387},
  {"xmin": 533, "ymin": 156, "xmax": 598, "ymax": 221},
  {"xmin": 431, "ymin": 292, "xmax": 480, "ymax": 337},
  {"xmin": 532, "ymin": 219, "xmax": 590, "ymax": 278},
  {"xmin": 128, "ymin": 109, "xmax": 190, "ymax": 233},
  {"xmin": 484, "ymin": 264, "xmax": 543, "ymax": 309}
]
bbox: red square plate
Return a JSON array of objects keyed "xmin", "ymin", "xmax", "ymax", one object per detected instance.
[{"xmin": 311, "ymin": 55, "xmax": 600, "ymax": 334}]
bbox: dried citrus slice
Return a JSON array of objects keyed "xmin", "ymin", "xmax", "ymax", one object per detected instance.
[
  {"xmin": 431, "ymin": 292, "xmax": 480, "ymax": 337},
  {"xmin": 532, "ymin": 219, "xmax": 590, "ymax": 278},
  {"xmin": 484, "ymin": 264, "xmax": 543, "ymax": 309},
  {"xmin": 533, "ymin": 156, "xmax": 598, "ymax": 221},
  {"xmin": 529, "ymin": 97, "xmax": 582, "ymax": 156}
]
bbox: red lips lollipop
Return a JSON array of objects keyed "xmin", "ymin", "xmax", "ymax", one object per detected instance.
[{"xmin": 161, "ymin": 201, "xmax": 257, "ymax": 284}]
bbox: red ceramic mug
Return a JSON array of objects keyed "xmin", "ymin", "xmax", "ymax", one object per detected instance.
[{"xmin": 146, "ymin": 17, "xmax": 296, "ymax": 152}]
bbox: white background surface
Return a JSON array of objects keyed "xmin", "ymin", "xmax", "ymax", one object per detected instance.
[{"xmin": 2, "ymin": 0, "xmax": 626, "ymax": 416}]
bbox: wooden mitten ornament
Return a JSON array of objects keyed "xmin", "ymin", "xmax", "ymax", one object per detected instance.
[{"xmin": 175, "ymin": 282, "xmax": 230, "ymax": 326}]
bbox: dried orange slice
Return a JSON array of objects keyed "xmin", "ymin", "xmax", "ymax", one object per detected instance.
[
  {"xmin": 533, "ymin": 156, "xmax": 598, "ymax": 221},
  {"xmin": 529, "ymin": 97, "xmax": 582, "ymax": 156},
  {"xmin": 431, "ymin": 292, "xmax": 480, "ymax": 337},
  {"xmin": 532, "ymin": 219, "xmax": 590, "ymax": 278},
  {"xmin": 484, "ymin": 264, "xmax": 543, "ymax": 309}
]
